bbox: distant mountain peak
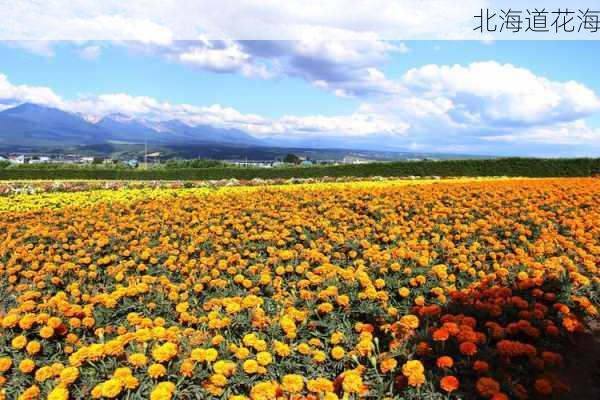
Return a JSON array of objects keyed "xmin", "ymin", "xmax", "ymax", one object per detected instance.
[{"xmin": 0, "ymin": 102, "xmax": 262, "ymax": 148}]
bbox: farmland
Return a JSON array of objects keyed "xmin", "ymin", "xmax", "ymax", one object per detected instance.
[{"xmin": 0, "ymin": 178, "xmax": 599, "ymax": 399}]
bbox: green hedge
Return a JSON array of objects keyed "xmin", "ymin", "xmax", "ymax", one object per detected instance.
[{"xmin": 0, "ymin": 158, "xmax": 598, "ymax": 180}]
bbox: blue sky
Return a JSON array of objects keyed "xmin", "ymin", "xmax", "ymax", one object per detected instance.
[{"xmin": 1, "ymin": 40, "xmax": 600, "ymax": 156}]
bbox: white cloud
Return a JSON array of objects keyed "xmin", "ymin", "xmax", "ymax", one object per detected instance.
[
  {"xmin": 78, "ymin": 45, "xmax": 101, "ymax": 60},
  {"xmin": 0, "ymin": 0, "xmax": 488, "ymax": 40},
  {"xmin": 0, "ymin": 74, "xmax": 64, "ymax": 106},
  {"xmin": 175, "ymin": 41, "xmax": 276, "ymax": 79},
  {"xmin": 401, "ymin": 61, "xmax": 600, "ymax": 126}
]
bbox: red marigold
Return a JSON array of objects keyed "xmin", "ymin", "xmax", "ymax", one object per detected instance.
[
  {"xmin": 476, "ymin": 377, "xmax": 500, "ymax": 398},
  {"xmin": 432, "ymin": 328, "xmax": 450, "ymax": 342},
  {"xmin": 472, "ymin": 360, "xmax": 489, "ymax": 374},
  {"xmin": 459, "ymin": 341, "xmax": 477, "ymax": 356},
  {"xmin": 440, "ymin": 375, "xmax": 459, "ymax": 392},
  {"xmin": 436, "ymin": 356, "xmax": 454, "ymax": 369}
]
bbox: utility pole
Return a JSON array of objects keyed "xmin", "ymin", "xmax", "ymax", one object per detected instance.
[{"xmin": 144, "ymin": 133, "xmax": 148, "ymax": 170}]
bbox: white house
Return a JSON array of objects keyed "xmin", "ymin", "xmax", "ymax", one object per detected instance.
[{"xmin": 9, "ymin": 155, "xmax": 25, "ymax": 164}]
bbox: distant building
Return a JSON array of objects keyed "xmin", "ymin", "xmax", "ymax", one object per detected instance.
[
  {"xmin": 9, "ymin": 155, "xmax": 25, "ymax": 164},
  {"xmin": 300, "ymin": 160, "xmax": 313, "ymax": 166},
  {"xmin": 80, "ymin": 156, "xmax": 95, "ymax": 164},
  {"xmin": 127, "ymin": 159, "xmax": 139, "ymax": 168},
  {"xmin": 29, "ymin": 156, "xmax": 51, "ymax": 164},
  {"xmin": 227, "ymin": 160, "xmax": 276, "ymax": 168},
  {"xmin": 341, "ymin": 155, "xmax": 371, "ymax": 164}
]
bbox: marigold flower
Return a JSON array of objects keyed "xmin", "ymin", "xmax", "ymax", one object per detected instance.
[
  {"xmin": 100, "ymin": 378, "xmax": 123, "ymax": 398},
  {"xmin": 399, "ymin": 314, "xmax": 419, "ymax": 329},
  {"xmin": 128, "ymin": 353, "xmax": 148, "ymax": 368},
  {"xmin": 0, "ymin": 358, "xmax": 12, "ymax": 373},
  {"xmin": 281, "ymin": 374, "xmax": 304, "ymax": 393},
  {"xmin": 440, "ymin": 375, "xmax": 459, "ymax": 392},
  {"xmin": 341, "ymin": 370, "xmax": 365, "ymax": 394},
  {"xmin": 436, "ymin": 356, "xmax": 454, "ymax": 368},
  {"xmin": 47, "ymin": 387, "xmax": 69, "ymax": 400},
  {"xmin": 147, "ymin": 363, "xmax": 167, "ymax": 379},
  {"xmin": 459, "ymin": 341, "xmax": 477, "ymax": 356},
  {"xmin": 19, "ymin": 359, "xmax": 36, "ymax": 374},
  {"xmin": 476, "ymin": 377, "xmax": 500, "ymax": 398}
]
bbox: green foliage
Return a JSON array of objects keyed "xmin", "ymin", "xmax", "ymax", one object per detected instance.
[
  {"xmin": 164, "ymin": 159, "xmax": 231, "ymax": 169},
  {"xmin": 283, "ymin": 153, "xmax": 302, "ymax": 164},
  {"xmin": 0, "ymin": 157, "xmax": 598, "ymax": 180}
]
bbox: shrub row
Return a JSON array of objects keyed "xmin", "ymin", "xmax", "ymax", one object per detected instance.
[{"xmin": 0, "ymin": 158, "xmax": 598, "ymax": 180}]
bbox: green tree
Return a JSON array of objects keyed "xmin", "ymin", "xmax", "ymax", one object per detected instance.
[{"xmin": 283, "ymin": 153, "xmax": 301, "ymax": 164}]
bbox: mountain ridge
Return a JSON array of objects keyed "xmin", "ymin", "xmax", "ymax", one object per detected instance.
[{"xmin": 0, "ymin": 102, "xmax": 262, "ymax": 147}]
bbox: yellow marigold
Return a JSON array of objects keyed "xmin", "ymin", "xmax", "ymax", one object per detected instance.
[
  {"xmin": 39, "ymin": 326, "xmax": 54, "ymax": 339},
  {"xmin": 152, "ymin": 342, "xmax": 178, "ymax": 363},
  {"xmin": 297, "ymin": 342, "xmax": 311, "ymax": 355},
  {"xmin": 12, "ymin": 335, "xmax": 28, "ymax": 349},
  {"xmin": 312, "ymin": 350, "xmax": 326, "ymax": 362},
  {"xmin": 331, "ymin": 346, "xmax": 345, "ymax": 360},
  {"xmin": 380, "ymin": 358, "xmax": 398, "ymax": 373},
  {"xmin": 101, "ymin": 378, "xmax": 123, "ymax": 398},
  {"xmin": 342, "ymin": 370, "xmax": 364, "ymax": 394},
  {"xmin": 34, "ymin": 366, "xmax": 53, "ymax": 382},
  {"xmin": 243, "ymin": 359, "xmax": 259, "ymax": 374},
  {"xmin": 59, "ymin": 366, "xmax": 79, "ymax": 385},
  {"xmin": 0, "ymin": 358, "xmax": 12, "ymax": 373},
  {"xmin": 250, "ymin": 381, "xmax": 278, "ymax": 400},
  {"xmin": 399, "ymin": 315, "xmax": 419, "ymax": 330},
  {"xmin": 256, "ymin": 352, "xmax": 272, "ymax": 366},
  {"xmin": 356, "ymin": 339, "xmax": 373, "ymax": 356},
  {"xmin": 148, "ymin": 363, "xmax": 167, "ymax": 379},
  {"xmin": 47, "ymin": 387, "xmax": 69, "ymax": 400},
  {"xmin": 128, "ymin": 353, "xmax": 148, "ymax": 368},
  {"xmin": 307, "ymin": 377, "xmax": 334, "ymax": 393},
  {"xmin": 122, "ymin": 375, "xmax": 140, "ymax": 390},
  {"xmin": 331, "ymin": 332, "xmax": 345, "ymax": 345},
  {"xmin": 210, "ymin": 373, "xmax": 228, "ymax": 387},
  {"xmin": 180, "ymin": 359, "xmax": 195, "ymax": 377},
  {"xmin": 273, "ymin": 341, "xmax": 291, "ymax": 357},
  {"xmin": 91, "ymin": 384, "xmax": 103, "ymax": 399},
  {"xmin": 204, "ymin": 348, "xmax": 219, "ymax": 363},
  {"xmin": 19, "ymin": 359, "xmax": 36, "ymax": 374},
  {"xmin": 402, "ymin": 360, "xmax": 425, "ymax": 387},
  {"xmin": 26, "ymin": 341, "xmax": 41, "ymax": 355},
  {"xmin": 213, "ymin": 360, "xmax": 236, "ymax": 377},
  {"xmin": 150, "ymin": 382, "xmax": 176, "ymax": 400},
  {"xmin": 282, "ymin": 374, "xmax": 304, "ymax": 393},
  {"xmin": 17, "ymin": 385, "xmax": 40, "ymax": 400}
]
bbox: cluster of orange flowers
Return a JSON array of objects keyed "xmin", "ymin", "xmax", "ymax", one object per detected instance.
[{"xmin": 0, "ymin": 178, "xmax": 598, "ymax": 399}]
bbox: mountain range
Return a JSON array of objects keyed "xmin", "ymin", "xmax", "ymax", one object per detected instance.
[
  {"xmin": 0, "ymin": 103, "xmax": 262, "ymax": 148},
  {"xmin": 0, "ymin": 102, "xmax": 485, "ymax": 161}
]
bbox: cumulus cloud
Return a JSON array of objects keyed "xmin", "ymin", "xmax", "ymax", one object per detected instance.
[
  {"xmin": 0, "ymin": 74, "xmax": 64, "ymax": 106},
  {"xmin": 401, "ymin": 61, "xmax": 600, "ymax": 127},
  {"xmin": 137, "ymin": 39, "xmax": 406, "ymax": 95},
  {"xmin": 0, "ymin": 0, "xmax": 488, "ymax": 40}
]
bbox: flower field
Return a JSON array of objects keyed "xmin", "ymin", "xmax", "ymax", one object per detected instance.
[{"xmin": 0, "ymin": 178, "xmax": 598, "ymax": 400}]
